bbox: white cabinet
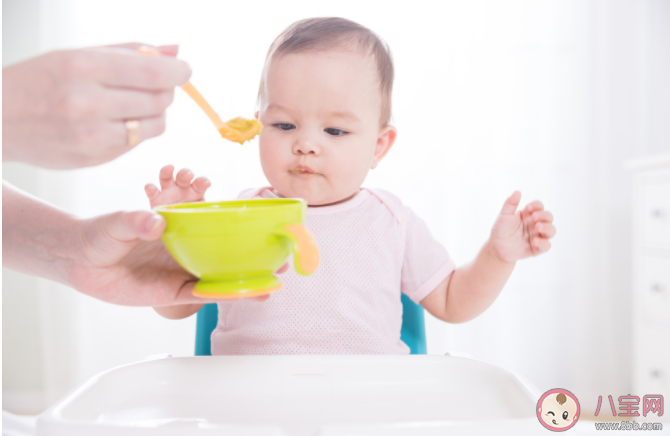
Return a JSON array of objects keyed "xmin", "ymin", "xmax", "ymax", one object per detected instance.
[
  {"xmin": 640, "ymin": 179, "xmax": 670, "ymax": 251},
  {"xmin": 628, "ymin": 153, "xmax": 670, "ymax": 423}
]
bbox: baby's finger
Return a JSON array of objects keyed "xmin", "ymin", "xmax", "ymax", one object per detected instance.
[
  {"xmin": 532, "ymin": 237, "xmax": 552, "ymax": 255},
  {"xmin": 534, "ymin": 221, "xmax": 556, "ymax": 238},
  {"xmin": 144, "ymin": 183, "xmax": 160, "ymax": 201},
  {"xmin": 159, "ymin": 165, "xmax": 175, "ymax": 190},
  {"xmin": 532, "ymin": 210, "xmax": 554, "ymax": 223},
  {"xmin": 175, "ymin": 168, "xmax": 194, "ymax": 188},
  {"xmin": 525, "ymin": 200, "xmax": 545, "ymax": 213},
  {"xmin": 500, "ymin": 191, "xmax": 521, "ymax": 215},
  {"xmin": 191, "ymin": 177, "xmax": 211, "ymax": 195},
  {"xmin": 520, "ymin": 206, "xmax": 533, "ymax": 226}
]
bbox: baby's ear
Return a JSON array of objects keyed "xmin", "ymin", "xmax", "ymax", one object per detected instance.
[
  {"xmin": 254, "ymin": 111, "xmax": 259, "ymax": 120},
  {"xmin": 371, "ymin": 125, "xmax": 397, "ymax": 169}
]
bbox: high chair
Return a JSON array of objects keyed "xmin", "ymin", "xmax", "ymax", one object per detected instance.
[
  {"xmin": 195, "ymin": 293, "xmax": 427, "ymax": 355},
  {"xmin": 34, "ymin": 294, "xmax": 544, "ymax": 435}
]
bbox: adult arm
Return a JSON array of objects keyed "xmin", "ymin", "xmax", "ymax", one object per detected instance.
[{"xmin": 2, "ymin": 181, "xmax": 205, "ymax": 306}]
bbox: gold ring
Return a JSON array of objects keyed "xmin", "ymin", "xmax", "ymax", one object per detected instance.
[{"xmin": 125, "ymin": 119, "xmax": 141, "ymax": 147}]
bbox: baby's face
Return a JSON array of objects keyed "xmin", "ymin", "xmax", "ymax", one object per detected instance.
[{"xmin": 258, "ymin": 49, "xmax": 395, "ymax": 205}]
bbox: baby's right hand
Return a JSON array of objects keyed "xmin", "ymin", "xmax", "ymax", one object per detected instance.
[{"xmin": 145, "ymin": 165, "xmax": 211, "ymax": 208}]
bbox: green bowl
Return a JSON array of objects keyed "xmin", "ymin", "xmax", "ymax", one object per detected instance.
[{"xmin": 155, "ymin": 199, "xmax": 319, "ymax": 299}]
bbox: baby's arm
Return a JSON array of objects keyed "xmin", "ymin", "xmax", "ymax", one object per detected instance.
[
  {"xmin": 146, "ymin": 165, "xmax": 211, "ymax": 320},
  {"xmin": 420, "ymin": 243, "xmax": 514, "ymax": 323},
  {"xmin": 421, "ymin": 192, "xmax": 556, "ymax": 323}
]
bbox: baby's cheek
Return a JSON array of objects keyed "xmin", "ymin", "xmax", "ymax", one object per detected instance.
[
  {"xmin": 339, "ymin": 152, "xmax": 371, "ymax": 186},
  {"xmin": 258, "ymin": 159, "xmax": 279, "ymax": 191},
  {"xmin": 259, "ymin": 141, "xmax": 284, "ymax": 173},
  {"xmin": 258, "ymin": 135, "xmax": 273, "ymax": 158}
]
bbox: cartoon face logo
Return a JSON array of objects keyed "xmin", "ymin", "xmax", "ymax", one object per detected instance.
[{"xmin": 536, "ymin": 388, "xmax": 580, "ymax": 431}]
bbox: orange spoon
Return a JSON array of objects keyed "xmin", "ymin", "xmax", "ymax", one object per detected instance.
[
  {"xmin": 179, "ymin": 82, "xmax": 262, "ymax": 144},
  {"xmin": 137, "ymin": 47, "xmax": 262, "ymax": 144}
]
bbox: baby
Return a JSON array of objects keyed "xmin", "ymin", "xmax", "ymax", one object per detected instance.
[{"xmin": 145, "ymin": 18, "xmax": 556, "ymax": 354}]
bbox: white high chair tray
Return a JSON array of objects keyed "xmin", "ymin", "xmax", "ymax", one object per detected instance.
[{"xmin": 36, "ymin": 355, "xmax": 542, "ymax": 436}]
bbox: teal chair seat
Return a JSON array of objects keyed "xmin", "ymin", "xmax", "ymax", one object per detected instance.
[{"xmin": 195, "ymin": 293, "xmax": 426, "ymax": 355}]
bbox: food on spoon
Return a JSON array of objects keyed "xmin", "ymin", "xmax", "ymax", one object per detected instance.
[
  {"xmin": 219, "ymin": 117, "xmax": 263, "ymax": 144},
  {"xmin": 179, "ymin": 82, "xmax": 262, "ymax": 144},
  {"xmin": 135, "ymin": 47, "xmax": 262, "ymax": 144}
]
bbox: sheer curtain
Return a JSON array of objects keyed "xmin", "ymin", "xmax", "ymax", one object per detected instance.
[{"xmin": 3, "ymin": 0, "xmax": 668, "ymax": 414}]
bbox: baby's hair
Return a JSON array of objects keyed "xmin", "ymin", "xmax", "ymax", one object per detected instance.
[
  {"xmin": 257, "ymin": 17, "xmax": 394, "ymax": 126},
  {"xmin": 556, "ymin": 393, "xmax": 567, "ymax": 405}
]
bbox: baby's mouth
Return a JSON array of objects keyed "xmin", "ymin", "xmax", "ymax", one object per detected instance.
[
  {"xmin": 290, "ymin": 165, "xmax": 320, "ymax": 178},
  {"xmin": 552, "ymin": 419, "xmax": 557, "ymax": 425}
]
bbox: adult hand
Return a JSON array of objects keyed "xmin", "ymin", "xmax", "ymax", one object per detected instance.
[
  {"xmin": 2, "ymin": 43, "xmax": 191, "ymax": 169},
  {"xmin": 59, "ymin": 210, "xmax": 287, "ymax": 306},
  {"xmin": 72, "ymin": 209, "xmax": 201, "ymax": 306},
  {"xmin": 3, "ymin": 182, "xmax": 288, "ymax": 307},
  {"xmin": 2, "ymin": 181, "xmax": 198, "ymax": 305}
]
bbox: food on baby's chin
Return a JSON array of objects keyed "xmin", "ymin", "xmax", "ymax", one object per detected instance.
[{"xmin": 219, "ymin": 117, "xmax": 263, "ymax": 144}]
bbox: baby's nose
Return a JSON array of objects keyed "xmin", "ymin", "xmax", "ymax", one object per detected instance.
[
  {"xmin": 293, "ymin": 137, "xmax": 320, "ymax": 155},
  {"xmin": 296, "ymin": 146, "xmax": 316, "ymax": 155}
]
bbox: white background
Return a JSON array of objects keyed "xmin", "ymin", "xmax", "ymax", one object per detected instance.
[{"xmin": 3, "ymin": 0, "xmax": 669, "ymax": 415}]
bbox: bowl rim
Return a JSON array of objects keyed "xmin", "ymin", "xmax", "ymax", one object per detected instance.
[{"xmin": 153, "ymin": 198, "xmax": 306, "ymax": 213}]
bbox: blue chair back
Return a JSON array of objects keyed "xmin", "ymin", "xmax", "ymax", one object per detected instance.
[{"xmin": 195, "ymin": 293, "xmax": 426, "ymax": 355}]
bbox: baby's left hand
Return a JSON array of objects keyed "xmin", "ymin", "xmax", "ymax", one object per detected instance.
[{"xmin": 489, "ymin": 191, "xmax": 556, "ymax": 263}]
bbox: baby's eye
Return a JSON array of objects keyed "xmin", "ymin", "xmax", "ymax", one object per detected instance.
[
  {"xmin": 274, "ymin": 123, "xmax": 295, "ymax": 131},
  {"xmin": 547, "ymin": 411, "xmax": 555, "ymax": 416},
  {"xmin": 562, "ymin": 411, "xmax": 569, "ymax": 420},
  {"xmin": 324, "ymin": 128, "xmax": 348, "ymax": 137}
]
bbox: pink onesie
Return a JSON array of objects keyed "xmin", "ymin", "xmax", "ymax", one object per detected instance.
[{"xmin": 211, "ymin": 187, "xmax": 455, "ymax": 355}]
